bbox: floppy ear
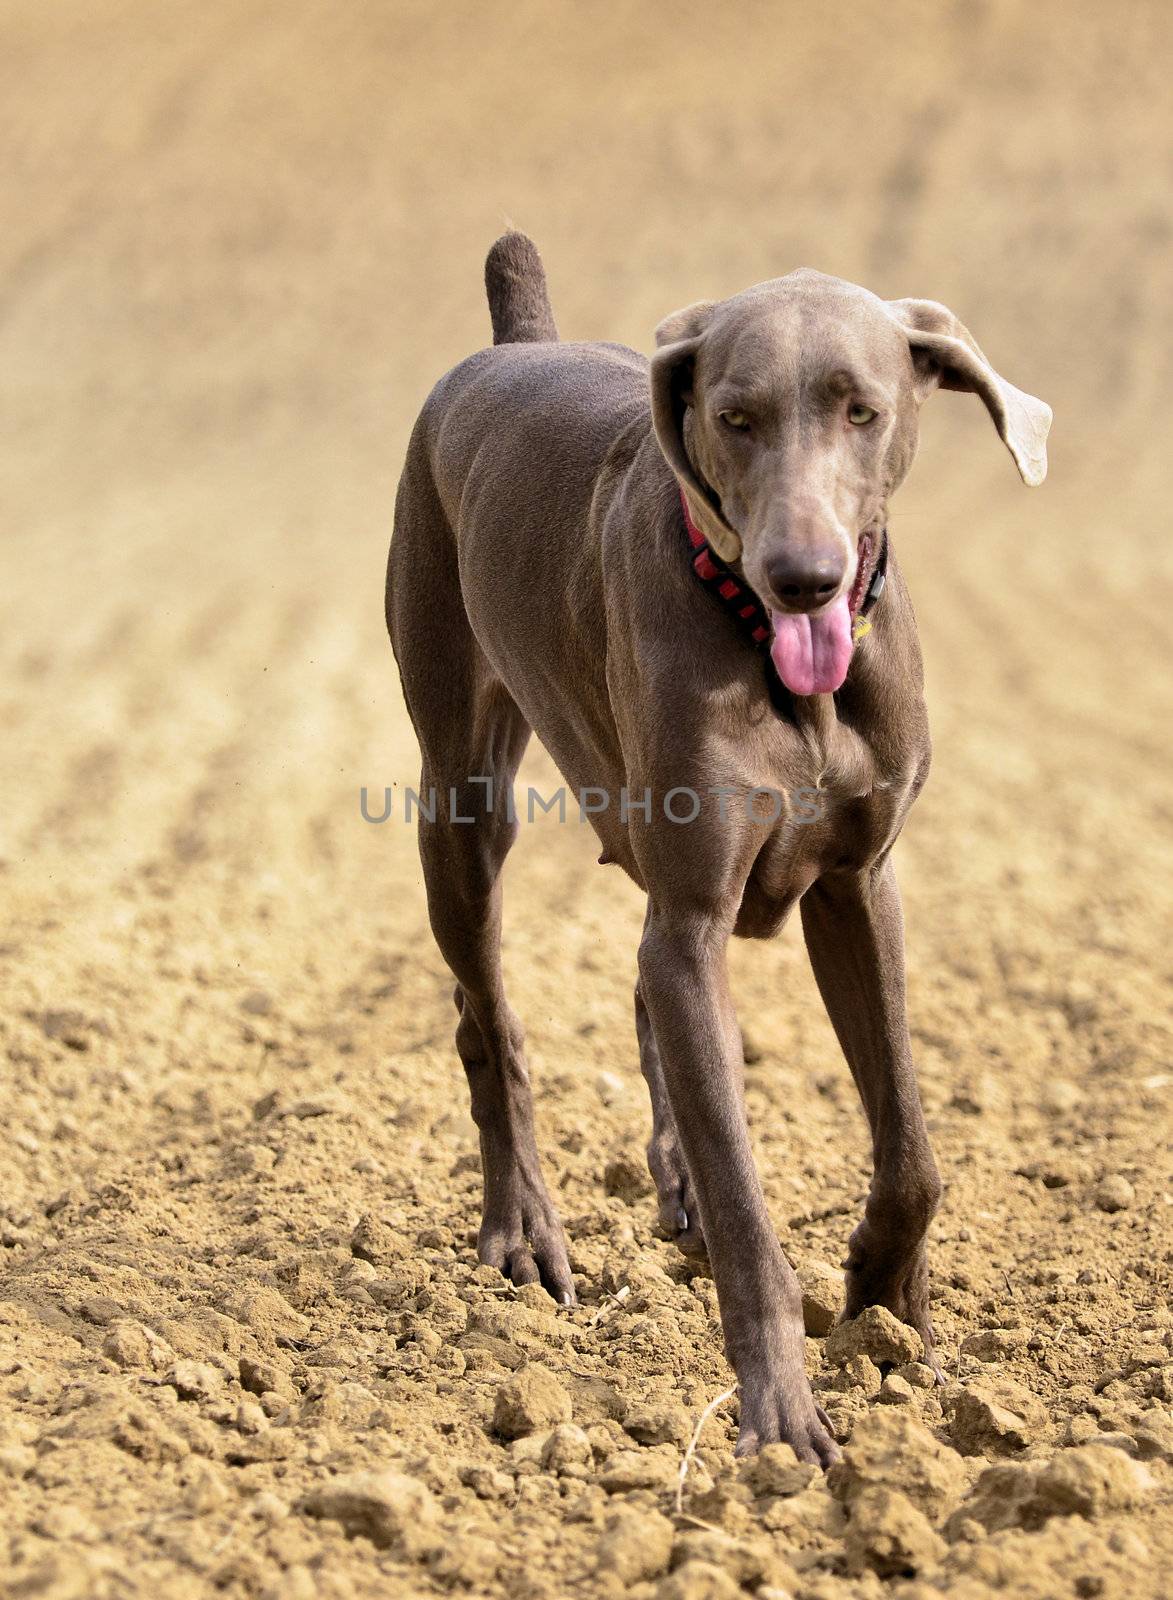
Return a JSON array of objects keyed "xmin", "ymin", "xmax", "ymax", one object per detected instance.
[
  {"xmin": 649, "ymin": 301, "xmax": 743, "ymax": 562},
  {"xmin": 888, "ymin": 298, "xmax": 1052, "ymax": 487}
]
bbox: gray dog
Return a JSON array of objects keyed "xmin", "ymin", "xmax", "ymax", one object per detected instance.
[{"xmin": 386, "ymin": 233, "xmax": 1050, "ymax": 1462}]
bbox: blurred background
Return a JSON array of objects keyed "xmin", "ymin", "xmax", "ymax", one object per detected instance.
[{"xmin": 0, "ymin": 3, "xmax": 1170, "ymax": 1590}]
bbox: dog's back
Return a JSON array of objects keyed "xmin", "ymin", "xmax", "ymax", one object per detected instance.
[
  {"xmin": 390, "ymin": 237, "xmax": 651, "ymax": 640},
  {"xmin": 386, "ymin": 235, "xmax": 652, "ymax": 792}
]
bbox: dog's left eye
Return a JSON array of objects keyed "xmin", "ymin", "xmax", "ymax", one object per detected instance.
[
  {"xmin": 848, "ymin": 404, "xmax": 878, "ymax": 426},
  {"xmin": 719, "ymin": 410, "xmax": 751, "ymax": 432}
]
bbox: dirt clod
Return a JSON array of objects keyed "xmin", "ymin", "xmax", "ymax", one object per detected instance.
[
  {"xmin": 1093, "ymin": 1175, "xmax": 1135, "ymax": 1212},
  {"xmin": 824, "ymin": 1306, "xmax": 925, "ymax": 1369},
  {"xmin": 656, "ymin": 1562, "xmax": 740, "ymax": 1600},
  {"xmin": 828, "ymin": 1408, "xmax": 968, "ymax": 1521},
  {"xmin": 622, "ymin": 1399, "xmax": 692, "ymax": 1448},
  {"xmin": 797, "ymin": 1261, "xmax": 844, "ymax": 1336},
  {"xmin": 843, "ymin": 1485, "xmax": 946, "ymax": 1578},
  {"xmin": 349, "ymin": 1212, "xmax": 402, "ymax": 1264},
  {"xmin": 300, "ymin": 1470, "xmax": 441, "ymax": 1556},
  {"xmin": 492, "ymin": 1366, "xmax": 574, "ymax": 1438},
  {"xmin": 946, "ymin": 1445, "xmax": 1154, "ymax": 1536},
  {"xmin": 595, "ymin": 1506, "xmax": 674, "ymax": 1582},
  {"xmin": 946, "ymin": 1375, "xmax": 1048, "ymax": 1456}
]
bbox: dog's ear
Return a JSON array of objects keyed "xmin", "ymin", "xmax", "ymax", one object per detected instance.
[
  {"xmin": 650, "ymin": 302, "xmax": 742, "ymax": 562},
  {"xmin": 653, "ymin": 300, "xmax": 716, "ymax": 348},
  {"xmin": 889, "ymin": 298, "xmax": 1052, "ymax": 487}
]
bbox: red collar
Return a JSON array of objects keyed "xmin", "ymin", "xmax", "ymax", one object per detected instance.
[{"xmin": 680, "ymin": 491, "xmax": 774, "ymax": 648}]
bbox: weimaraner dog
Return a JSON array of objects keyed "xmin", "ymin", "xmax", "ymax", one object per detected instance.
[{"xmin": 386, "ymin": 233, "xmax": 1050, "ymax": 1462}]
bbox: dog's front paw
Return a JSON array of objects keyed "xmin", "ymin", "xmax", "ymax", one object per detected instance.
[
  {"xmin": 478, "ymin": 1178, "xmax": 575, "ymax": 1306},
  {"xmin": 843, "ymin": 1224, "xmax": 937, "ymax": 1368},
  {"xmin": 734, "ymin": 1370, "xmax": 841, "ymax": 1466}
]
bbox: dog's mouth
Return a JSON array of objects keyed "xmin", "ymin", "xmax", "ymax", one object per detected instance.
[{"xmin": 767, "ymin": 533, "xmax": 875, "ymax": 698}]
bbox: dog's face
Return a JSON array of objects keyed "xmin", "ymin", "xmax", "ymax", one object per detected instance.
[{"xmin": 651, "ymin": 273, "xmax": 1051, "ymax": 695}]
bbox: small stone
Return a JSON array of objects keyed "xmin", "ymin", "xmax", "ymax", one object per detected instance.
[
  {"xmin": 623, "ymin": 1400, "xmax": 692, "ymax": 1448},
  {"xmin": 961, "ymin": 1328, "xmax": 1028, "ymax": 1362},
  {"xmin": 239, "ymin": 1356, "xmax": 291, "ymax": 1398},
  {"xmin": 102, "ymin": 1322, "xmax": 152, "ymax": 1370},
  {"xmin": 946, "ymin": 1376, "xmax": 1047, "ymax": 1456},
  {"xmin": 166, "ymin": 1361, "xmax": 224, "ymax": 1402},
  {"xmin": 459, "ymin": 1464, "xmax": 514, "ymax": 1500},
  {"xmin": 542, "ymin": 1423, "xmax": 594, "ymax": 1475},
  {"xmin": 300, "ymin": 1470, "xmax": 441, "ymax": 1557},
  {"xmin": 797, "ymin": 1261, "xmax": 843, "ymax": 1337},
  {"xmin": 240, "ymin": 989, "xmax": 273, "ymax": 1016},
  {"xmin": 350, "ymin": 1212, "xmax": 403, "ymax": 1264},
  {"xmin": 824, "ymin": 1305, "xmax": 924, "ymax": 1368},
  {"xmin": 595, "ymin": 1507, "xmax": 674, "ymax": 1583},
  {"xmin": 879, "ymin": 1374, "xmax": 916, "ymax": 1405},
  {"xmin": 739, "ymin": 1441, "xmax": 818, "ymax": 1498},
  {"xmin": 656, "ymin": 1562, "xmax": 740, "ymax": 1600},
  {"xmin": 77, "ymin": 1296, "xmax": 121, "ymax": 1326},
  {"xmin": 1093, "ymin": 1176, "xmax": 1134, "ymax": 1213},
  {"xmin": 492, "ymin": 1366, "xmax": 573, "ymax": 1438},
  {"xmin": 832, "ymin": 1354, "xmax": 882, "ymax": 1395},
  {"xmin": 827, "ymin": 1408, "xmax": 968, "ymax": 1521},
  {"xmin": 599, "ymin": 1447, "xmax": 679, "ymax": 1493},
  {"xmin": 895, "ymin": 1362, "xmax": 938, "ymax": 1390},
  {"xmin": 843, "ymin": 1486, "xmax": 946, "ymax": 1579}
]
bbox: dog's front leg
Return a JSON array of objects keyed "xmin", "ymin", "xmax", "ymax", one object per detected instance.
[
  {"xmin": 800, "ymin": 857, "xmax": 942, "ymax": 1367},
  {"xmin": 638, "ymin": 909, "xmax": 838, "ymax": 1464}
]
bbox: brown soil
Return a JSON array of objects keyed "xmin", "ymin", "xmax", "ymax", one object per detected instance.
[{"xmin": 1, "ymin": 4, "xmax": 1170, "ymax": 1598}]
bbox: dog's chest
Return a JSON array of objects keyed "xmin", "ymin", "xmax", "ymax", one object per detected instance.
[{"xmin": 735, "ymin": 751, "xmax": 922, "ymax": 938}]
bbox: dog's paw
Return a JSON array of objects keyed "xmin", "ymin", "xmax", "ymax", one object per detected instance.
[
  {"xmin": 843, "ymin": 1227, "xmax": 937, "ymax": 1364},
  {"xmin": 478, "ymin": 1191, "xmax": 576, "ymax": 1306},
  {"xmin": 734, "ymin": 1376, "xmax": 841, "ymax": 1467}
]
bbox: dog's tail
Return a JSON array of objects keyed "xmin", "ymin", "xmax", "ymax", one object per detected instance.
[{"xmin": 484, "ymin": 231, "xmax": 558, "ymax": 345}]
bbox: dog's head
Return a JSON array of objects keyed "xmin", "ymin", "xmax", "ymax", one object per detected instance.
[{"xmin": 650, "ymin": 272, "xmax": 1051, "ymax": 694}]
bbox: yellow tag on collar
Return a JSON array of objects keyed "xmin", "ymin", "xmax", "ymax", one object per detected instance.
[{"xmin": 852, "ymin": 615, "xmax": 872, "ymax": 643}]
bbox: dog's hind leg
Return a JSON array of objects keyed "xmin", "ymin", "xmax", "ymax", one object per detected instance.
[
  {"xmin": 635, "ymin": 977, "xmax": 708, "ymax": 1260},
  {"xmin": 388, "ymin": 450, "xmax": 574, "ymax": 1303}
]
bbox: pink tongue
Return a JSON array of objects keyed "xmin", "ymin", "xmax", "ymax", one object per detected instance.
[{"xmin": 769, "ymin": 595, "xmax": 854, "ymax": 696}]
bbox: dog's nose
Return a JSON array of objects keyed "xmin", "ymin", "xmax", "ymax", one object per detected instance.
[{"xmin": 764, "ymin": 548, "xmax": 847, "ymax": 611}]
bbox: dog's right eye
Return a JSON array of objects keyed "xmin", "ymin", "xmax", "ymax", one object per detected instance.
[{"xmin": 719, "ymin": 410, "xmax": 751, "ymax": 432}]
